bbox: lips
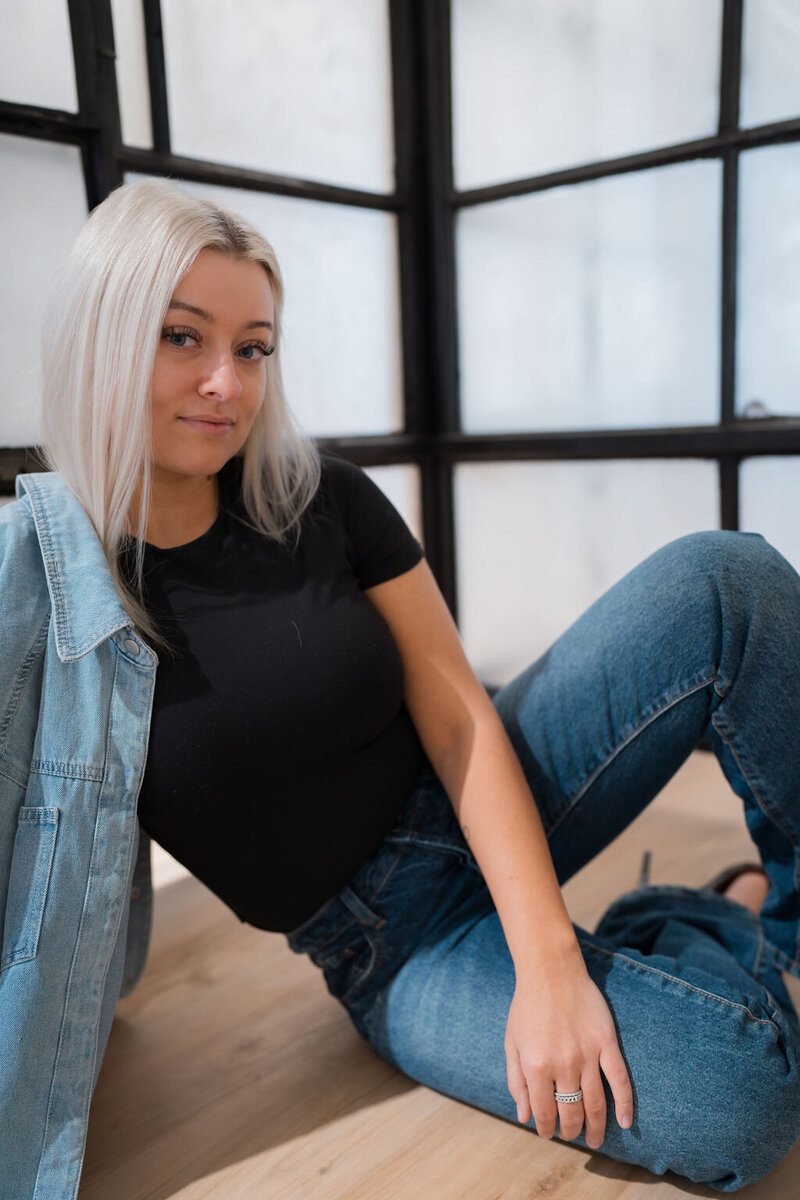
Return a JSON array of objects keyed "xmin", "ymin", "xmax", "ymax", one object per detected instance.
[{"xmin": 178, "ymin": 416, "xmax": 235, "ymax": 435}]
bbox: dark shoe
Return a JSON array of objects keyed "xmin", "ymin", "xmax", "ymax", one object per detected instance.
[
  {"xmin": 700, "ymin": 861, "xmax": 768, "ymax": 895},
  {"xmin": 638, "ymin": 851, "xmax": 767, "ymax": 894}
]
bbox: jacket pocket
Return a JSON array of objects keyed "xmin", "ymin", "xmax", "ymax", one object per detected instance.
[{"xmin": 1, "ymin": 807, "xmax": 59, "ymax": 972}]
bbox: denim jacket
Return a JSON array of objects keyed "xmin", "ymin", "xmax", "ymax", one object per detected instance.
[{"xmin": 1, "ymin": 471, "xmax": 156, "ymax": 1200}]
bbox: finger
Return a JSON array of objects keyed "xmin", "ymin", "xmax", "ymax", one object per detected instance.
[
  {"xmin": 600, "ymin": 1041, "xmax": 633, "ymax": 1130},
  {"xmin": 554, "ymin": 1080, "xmax": 585, "ymax": 1142},
  {"xmin": 506, "ymin": 1044, "xmax": 532, "ymax": 1124},
  {"xmin": 528, "ymin": 1073, "xmax": 558, "ymax": 1140},
  {"xmin": 579, "ymin": 1064, "xmax": 607, "ymax": 1150}
]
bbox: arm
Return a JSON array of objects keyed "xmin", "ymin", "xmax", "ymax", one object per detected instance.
[{"xmin": 364, "ymin": 559, "xmax": 633, "ymax": 1147}]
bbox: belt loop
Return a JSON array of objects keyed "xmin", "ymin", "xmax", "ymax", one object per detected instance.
[{"xmin": 340, "ymin": 885, "xmax": 384, "ymax": 929}]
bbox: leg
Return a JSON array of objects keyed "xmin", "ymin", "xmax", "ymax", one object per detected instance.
[
  {"xmin": 492, "ymin": 529, "xmax": 800, "ymax": 982},
  {"xmin": 361, "ymin": 883, "xmax": 800, "ymax": 1191},
  {"xmin": 346, "ymin": 530, "xmax": 800, "ymax": 1188}
]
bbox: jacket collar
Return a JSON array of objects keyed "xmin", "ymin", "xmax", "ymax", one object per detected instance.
[{"xmin": 16, "ymin": 472, "xmax": 141, "ymax": 663}]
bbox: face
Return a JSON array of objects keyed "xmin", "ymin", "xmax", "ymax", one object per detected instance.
[{"xmin": 149, "ymin": 249, "xmax": 275, "ymax": 484}]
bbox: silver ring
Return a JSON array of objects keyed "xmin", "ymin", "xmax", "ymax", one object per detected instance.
[{"xmin": 554, "ymin": 1088, "xmax": 583, "ymax": 1104}]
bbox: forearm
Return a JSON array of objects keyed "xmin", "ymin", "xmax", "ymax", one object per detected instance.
[{"xmin": 434, "ymin": 706, "xmax": 582, "ymax": 981}]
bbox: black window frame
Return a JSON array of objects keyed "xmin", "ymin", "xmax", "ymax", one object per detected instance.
[{"xmin": 2, "ymin": 0, "xmax": 800, "ymax": 624}]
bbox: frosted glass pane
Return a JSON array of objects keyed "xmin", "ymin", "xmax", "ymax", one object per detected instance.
[
  {"xmin": 459, "ymin": 161, "xmax": 720, "ymax": 433},
  {"xmin": 127, "ymin": 175, "xmax": 402, "ymax": 437},
  {"xmin": 111, "ymin": 0, "xmax": 153, "ymax": 148},
  {"xmin": 452, "ymin": 0, "xmax": 721, "ymax": 189},
  {"xmin": 0, "ymin": 1, "xmax": 77, "ymax": 111},
  {"xmin": 162, "ymin": 0, "xmax": 394, "ymax": 193},
  {"xmin": 740, "ymin": 458, "xmax": 800, "ymax": 576},
  {"xmin": 741, "ymin": 0, "xmax": 800, "ymax": 127},
  {"xmin": 364, "ymin": 464, "xmax": 423, "ymax": 546},
  {"xmin": 737, "ymin": 145, "xmax": 800, "ymax": 417},
  {"xmin": 1, "ymin": 135, "xmax": 87, "ymax": 447},
  {"xmin": 455, "ymin": 459, "xmax": 719, "ymax": 686}
]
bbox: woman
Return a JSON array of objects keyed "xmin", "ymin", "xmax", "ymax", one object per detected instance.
[{"xmin": 2, "ymin": 178, "xmax": 799, "ymax": 1198}]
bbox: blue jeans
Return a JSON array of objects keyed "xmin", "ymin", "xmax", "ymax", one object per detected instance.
[{"xmin": 287, "ymin": 531, "xmax": 800, "ymax": 1191}]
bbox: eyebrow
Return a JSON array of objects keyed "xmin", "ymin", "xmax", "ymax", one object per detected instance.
[{"xmin": 167, "ymin": 298, "xmax": 273, "ymax": 332}]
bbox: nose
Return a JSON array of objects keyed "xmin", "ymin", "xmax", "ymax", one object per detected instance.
[{"xmin": 198, "ymin": 353, "xmax": 242, "ymax": 403}]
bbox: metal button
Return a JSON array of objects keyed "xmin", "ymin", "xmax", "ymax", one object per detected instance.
[{"xmin": 123, "ymin": 638, "xmax": 140, "ymax": 656}]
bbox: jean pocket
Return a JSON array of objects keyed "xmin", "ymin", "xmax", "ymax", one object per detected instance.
[{"xmin": 1, "ymin": 806, "xmax": 59, "ymax": 972}]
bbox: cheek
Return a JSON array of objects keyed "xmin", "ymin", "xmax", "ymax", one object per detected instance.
[{"xmin": 243, "ymin": 377, "xmax": 267, "ymax": 421}]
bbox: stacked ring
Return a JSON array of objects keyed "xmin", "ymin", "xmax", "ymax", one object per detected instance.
[{"xmin": 554, "ymin": 1088, "xmax": 583, "ymax": 1104}]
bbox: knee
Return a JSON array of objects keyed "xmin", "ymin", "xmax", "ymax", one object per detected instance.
[
  {"xmin": 657, "ymin": 1021, "xmax": 800, "ymax": 1190},
  {"xmin": 658, "ymin": 530, "xmax": 799, "ymax": 627},
  {"xmin": 664, "ymin": 529, "xmax": 787, "ymax": 582}
]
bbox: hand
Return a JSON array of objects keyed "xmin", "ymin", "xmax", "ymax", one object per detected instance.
[{"xmin": 505, "ymin": 953, "xmax": 633, "ymax": 1149}]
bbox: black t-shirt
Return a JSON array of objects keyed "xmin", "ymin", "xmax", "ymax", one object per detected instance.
[{"xmin": 128, "ymin": 454, "xmax": 428, "ymax": 932}]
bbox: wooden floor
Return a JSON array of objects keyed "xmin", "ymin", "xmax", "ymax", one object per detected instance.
[{"xmin": 81, "ymin": 752, "xmax": 800, "ymax": 1199}]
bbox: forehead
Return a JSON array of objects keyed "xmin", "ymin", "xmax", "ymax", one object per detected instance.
[{"xmin": 172, "ymin": 250, "xmax": 274, "ymax": 314}]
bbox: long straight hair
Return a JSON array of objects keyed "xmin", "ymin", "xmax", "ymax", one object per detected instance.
[{"xmin": 40, "ymin": 179, "xmax": 320, "ymax": 650}]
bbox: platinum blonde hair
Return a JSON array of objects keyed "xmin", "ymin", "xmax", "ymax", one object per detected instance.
[{"xmin": 40, "ymin": 178, "xmax": 320, "ymax": 650}]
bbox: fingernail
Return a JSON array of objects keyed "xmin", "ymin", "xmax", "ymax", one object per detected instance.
[{"xmin": 620, "ymin": 1114, "xmax": 632, "ymax": 1129}]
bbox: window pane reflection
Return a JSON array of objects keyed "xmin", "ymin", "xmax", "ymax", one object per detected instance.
[
  {"xmin": 741, "ymin": 0, "xmax": 800, "ymax": 128},
  {"xmin": 737, "ymin": 144, "xmax": 800, "ymax": 418},
  {"xmin": 2, "ymin": 135, "xmax": 87, "ymax": 447},
  {"xmin": 455, "ymin": 459, "xmax": 718, "ymax": 685},
  {"xmin": 111, "ymin": 0, "xmax": 153, "ymax": 149},
  {"xmin": 452, "ymin": 0, "xmax": 721, "ymax": 189},
  {"xmin": 0, "ymin": 1, "xmax": 77, "ymax": 111},
  {"xmin": 162, "ymin": 0, "xmax": 394, "ymax": 192},
  {"xmin": 740, "ymin": 457, "xmax": 800, "ymax": 576},
  {"xmin": 458, "ymin": 161, "xmax": 720, "ymax": 433}
]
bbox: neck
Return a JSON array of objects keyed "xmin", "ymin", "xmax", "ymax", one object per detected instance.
[{"xmin": 130, "ymin": 471, "xmax": 220, "ymax": 549}]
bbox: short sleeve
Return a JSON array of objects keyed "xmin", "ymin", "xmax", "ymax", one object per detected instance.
[{"xmin": 319, "ymin": 456, "xmax": 424, "ymax": 589}]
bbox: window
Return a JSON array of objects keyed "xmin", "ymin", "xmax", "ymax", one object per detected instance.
[{"xmin": 2, "ymin": 1, "xmax": 799, "ymax": 681}]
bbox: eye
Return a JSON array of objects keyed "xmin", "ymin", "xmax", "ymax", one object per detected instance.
[
  {"xmin": 162, "ymin": 325, "xmax": 200, "ymax": 349},
  {"xmin": 237, "ymin": 340, "xmax": 274, "ymax": 361}
]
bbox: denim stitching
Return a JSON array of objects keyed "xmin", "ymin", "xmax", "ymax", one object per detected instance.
[
  {"xmin": 549, "ymin": 673, "xmax": 718, "ymax": 837},
  {"xmin": 0, "ymin": 614, "xmax": 49, "ymax": 751},
  {"xmin": 342, "ymin": 931, "xmax": 383, "ymax": 1006},
  {"xmin": 288, "ymin": 845, "xmax": 406, "ymax": 951},
  {"xmin": 579, "ymin": 938, "xmax": 781, "ymax": 1032},
  {"xmin": 752, "ymin": 923, "xmax": 765, "ymax": 980},
  {"xmin": 711, "ymin": 712, "xmax": 800, "ymax": 975},
  {"xmin": 30, "ymin": 760, "xmax": 105, "ymax": 782},
  {"xmin": 35, "ymin": 647, "xmax": 123, "ymax": 1199}
]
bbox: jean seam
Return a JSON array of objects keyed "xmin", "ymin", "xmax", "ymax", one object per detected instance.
[
  {"xmin": 341, "ymin": 931, "xmax": 383, "ymax": 1006},
  {"xmin": 579, "ymin": 937, "xmax": 781, "ymax": 1032},
  {"xmin": 752, "ymin": 923, "xmax": 765, "ymax": 979},
  {"xmin": 385, "ymin": 832, "xmax": 475, "ymax": 867},
  {"xmin": 550, "ymin": 673, "xmax": 717, "ymax": 837},
  {"xmin": 711, "ymin": 711, "xmax": 800, "ymax": 976}
]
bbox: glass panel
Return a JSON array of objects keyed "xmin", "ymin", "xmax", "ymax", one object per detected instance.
[
  {"xmin": 364, "ymin": 464, "xmax": 423, "ymax": 546},
  {"xmin": 1, "ymin": 135, "xmax": 87, "ymax": 448},
  {"xmin": 740, "ymin": 458, "xmax": 800, "ymax": 576},
  {"xmin": 455, "ymin": 459, "xmax": 719, "ymax": 686},
  {"xmin": 737, "ymin": 144, "xmax": 800, "ymax": 417},
  {"xmin": 0, "ymin": 1, "xmax": 78, "ymax": 111},
  {"xmin": 452, "ymin": 0, "xmax": 722, "ymax": 189},
  {"xmin": 741, "ymin": 0, "xmax": 800, "ymax": 128},
  {"xmin": 111, "ymin": 0, "xmax": 153, "ymax": 148},
  {"xmin": 162, "ymin": 0, "xmax": 394, "ymax": 193},
  {"xmin": 458, "ymin": 161, "xmax": 720, "ymax": 433},
  {"xmin": 126, "ymin": 175, "xmax": 402, "ymax": 437}
]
